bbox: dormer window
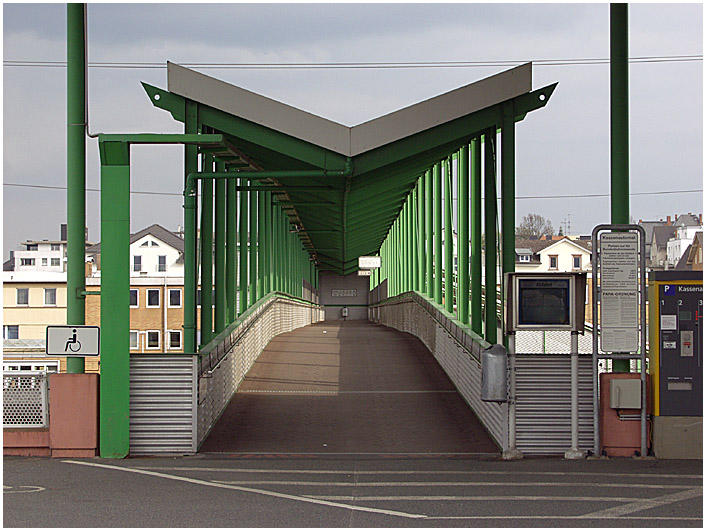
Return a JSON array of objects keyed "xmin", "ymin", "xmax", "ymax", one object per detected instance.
[{"xmin": 519, "ymin": 255, "xmax": 530, "ymax": 262}]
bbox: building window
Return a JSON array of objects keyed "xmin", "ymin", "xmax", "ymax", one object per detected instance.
[
  {"xmin": 44, "ymin": 288, "xmax": 56, "ymax": 306},
  {"xmin": 151, "ymin": 241, "xmax": 159, "ymax": 247},
  {"xmin": 168, "ymin": 330, "xmax": 182, "ymax": 349},
  {"xmin": 133, "ymin": 255, "xmax": 142, "ymax": 272},
  {"xmin": 572, "ymin": 255, "xmax": 582, "ymax": 269},
  {"xmin": 3, "ymin": 325, "xmax": 19, "ymax": 339},
  {"xmin": 129, "ymin": 331, "xmax": 139, "ymax": 350},
  {"xmin": 42, "ymin": 258, "xmax": 48, "ymax": 266},
  {"xmin": 26, "ymin": 244, "xmax": 38, "ymax": 251},
  {"xmin": 168, "ymin": 288, "xmax": 181, "ymax": 308},
  {"xmin": 146, "ymin": 330, "xmax": 160, "ymax": 349},
  {"xmin": 140, "ymin": 241, "xmax": 150, "ymax": 247},
  {"xmin": 158, "ymin": 255, "xmax": 167, "ymax": 272},
  {"xmin": 51, "ymin": 244, "xmax": 60, "ymax": 251},
  {"xmin": 16, "ymin": 288, "xmax": 29, "ymax": 305},
  {"xmin": 20, "ymin": 258, "xmax": 35, "ymax": 266},
  {"xmin": 51, "ymin": 257, "xmax": 60, "ymax": 267},
  {"xmin": 129, "ymin": 289, "xmax": 139, "ymax": 308},
  {"xmin": 549, "ymin": 255, "xmax": 558, "ymax": 270},
  {"xmin": 146, "ymin": 289, "xmax": 160, "ymax": 308},
  {"xmin": 519, "ymin": 254, "xmax": 530, "ymax": 263}
]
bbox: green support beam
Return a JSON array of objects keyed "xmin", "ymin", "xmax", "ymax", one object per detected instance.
[
  {"xmin": 258, "ymin": 188, "xmax": 266, "ymax": 299},
  {"xmin": 66, "ymin": 3, "xmax": 86, "ymax": 374},
  {"xmin": 250, "ymin": 189, "xmax": 257, "ymax": 304},
  {"xmin": 184, "ymin": 103, "xmax": 199, "ymax": 354},
  {"xmin": 433, "ymin": 162, "xmax": 442, "ymax": 305},
  {"xmin": 239, "ymin": 179, "xmax": 248, "ymax": 315},
  {"xmin": 501, "ymin": 102, "xmax": 516, "ymax": 347},
  {"xmin": 227, "ymin": 168, "xmax": 237, "ymax": 322},
  {"xmin": 444, "ymin": 157, "xmax": 454, "ymax": 313},
  {"xmin": 418, "ymin": 174, "xmax": 426, "ymax": 293},
  {"xmin": 200, "ymin": 156, "xmax": 214, "ymax": 346},
  {"xmin": 214, "ymin": 162, "xmax": 227, "ymax": 333},
  {"xmin": 470, "ymin": 137, "xmax": 482, "ymax": 335},
  {"xmin": 458, "ymin": 144, "xmax": 470, "ymax": 325},
  {"xmin": 98, "ymin": 141, "xmax": 130, "ymax": 458},
  {"xmin": 484, "ymin": 129, "xmax": 498, "ymax": 344}
]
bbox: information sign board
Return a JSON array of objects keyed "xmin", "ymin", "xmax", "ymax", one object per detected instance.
[
  {"xmin": 358, "ymin": 256, "xmax": 381, "ymax": 269},
  {"xmin": 46, "ymin": 325, "xmax": 100, "ymax": 356},
  {"xmin": 599, "ymin": 232, "xmax": 639, "ymax": 352}
]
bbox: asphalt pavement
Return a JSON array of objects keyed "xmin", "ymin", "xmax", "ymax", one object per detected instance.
[{"xmin": 4, "ymin": 455, "xmax": 702, "ymax": 527}]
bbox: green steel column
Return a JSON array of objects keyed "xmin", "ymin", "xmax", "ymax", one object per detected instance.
[
  {"xmin": 267, "ymin": 192, "xmax": 274, "ymax": 293},
  {"xmin": 425, "ymin": 169, "xmax": 433, "ymax": 297},
  {"xmin": 501, "ymin": 104, "xmax": 516, "ymax": 347},
  {"xmin": 200, "ymin": 160, "xmax": 214, "ymax": 346},
  {"xmin": 418, "ymin": 175, "xmax": 426, "ymax": 292},
  {"xmin": 183, "ymin": 101, "xmax": 198, "ymax": 354},
  {"xmin": 403, "ymin": 201, "xmax": 409, "ymax": 291},
  {"xmin": 274, "ymin": 205, "xmax": 280, "ymax": 292},
  {"xmin": 433, "ymin": 162, "xmax": 442, "ymax": 305},
  {"xmin": 409, "ymin": 187, "xmax": 419, "ymax": 291},
  {"xmin": 226, "ymin": 170, "xmax": 237, "ymax": 323},
  {"xmin": 611, "ymin": 3, "xmax": 630, "ymax": 373},
  {"xmin": 238, "ymin": 180, "xmax": 248, "ymax": 315},
  {"xmin": 444, "ymin": 158, "xmax": 453, "ymax": 313},
  {"xmin": 484, "ymin": 129, "xmax": 498, "ymax": 344},
  {"xmin": 66, "ymin": 3, "xmax": 86, "ymax": 373},
  {"xmin": 249, "ymin": 189, "xmax": 257, "ymax": 306},
  {"xmin": 214, "ymin": 163, "xmax": 227, "ymax": 333},
  {"xmin": 470, "ymin": 137, "xmax": 482, "ymax": 335},
  {"xmin": 99, "ymin": 142, "xmax": 130, "ymax": 458},
  {"xmin": 458, "ymin": 145, "xmax": 470, "ymax": 325},
  {"xmin": 258, "ymin": 190, "xmax": 267, "ymax": 298}
]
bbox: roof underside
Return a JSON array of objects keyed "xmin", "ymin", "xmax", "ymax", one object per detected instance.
[{"xmin": 143, "ymin": 63, "xmax": 556, "ymax": 274}]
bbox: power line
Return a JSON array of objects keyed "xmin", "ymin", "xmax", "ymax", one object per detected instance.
[
  {"xmin": 4, "ymin": 182, "xmax": 702, "ymax": 200},
  {"xmin": 3, "ymin": 55, "xmax": 702, "ymax": 70}
]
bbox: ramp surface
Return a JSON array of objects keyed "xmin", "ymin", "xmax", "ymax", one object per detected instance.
[{"xmin": 200, "ymin": 322, "xmax": 498, "ymax": 455}]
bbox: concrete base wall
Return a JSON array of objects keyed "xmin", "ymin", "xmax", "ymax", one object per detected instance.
[
  {"xmin": 4, "ymin": 428, "xmax": 51, "ymax": 456},
  {"xmin": 319, "ymin": 271, "xmax": 369, "ymax": 321},
  {"xmin": 653, "ymin": 416, "xmax": 702, "ymax": 459}
]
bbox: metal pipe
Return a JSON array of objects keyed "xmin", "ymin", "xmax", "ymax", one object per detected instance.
[
  {"xmin": 458, "ymin": 144, "xmax": 470, "ymax": 324},
  {"xmin": 66, "ymin": 3, "xmax": 86, "ymax": 373},
  {"xmin": 470, "ymin": 137, "xmax": 482, "ymax": 334},
  {"xmin": 565, "ymin": 331, "xmax": 584, "ymax": 459},
  {"xmin": 200, "ymin": 156, "xmax": 214, "ymax": 345},
  {"xmin": 484, "ymin": 130, "xmax": 497, "ymax": 344},
  {"xmin": 611, "ymin": 3, "xmax": 630, "ymax": 374},
  {"xmin": 433, "ymin": 162, "xmax": 442, "ymax": 305},
  {"xmin": 444, "ymin": 157, "xmax": 453, "ymax": 313},
  {"xmin": 502, "ymin": 333, "xmax": 522, "ymax": 460}
]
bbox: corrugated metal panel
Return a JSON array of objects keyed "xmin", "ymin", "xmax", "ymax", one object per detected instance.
[
  {"xmin": 515, "ymin": 355, "xmax": 594, "ymax": 455},
  {"xmin": 130, "ymin": 355, "xmax": 197, "ymax": 455}
]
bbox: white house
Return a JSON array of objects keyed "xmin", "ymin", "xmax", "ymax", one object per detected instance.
[
  {"xmin": 515, "ymin": 237, "xmax": 592, "ymax": 273},
  {"xmin": 666, "ymin": 215, "xmax": 702, "ymax": 268}
]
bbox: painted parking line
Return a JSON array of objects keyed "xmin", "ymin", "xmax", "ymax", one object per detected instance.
[
  {"xmin": 426, "ymin": 515, "xmax": 703, "ymax": 521},
  {"xmin": 61, "ymin": 460, "xmax": 425, "ymax": 519},
  {"xmin": 4, "ymin": 485, "xmax": 45, "ymax": 494},
  {"xmin": 304, "ymin": 495, "xmax": 646, "ymax": 502},
  {"xmin": 212, "ymin": 480, "xmax": 698, "ymax": 489},
  {"xmin": 579, "ymin": 487, "xmax": 703, "ymax": 518},
  {"xmin": 132, "ymin": 466, "xmax": 703, "ymax": 480}
]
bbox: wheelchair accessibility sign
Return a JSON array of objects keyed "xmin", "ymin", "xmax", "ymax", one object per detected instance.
[{"xmin": 46, "ymin": 326, "xmax": 100, "ymax": 356}]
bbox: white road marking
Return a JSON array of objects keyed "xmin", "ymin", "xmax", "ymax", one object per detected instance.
[
  {"xmin": 61, "ymin": 460, "xmax": 425, "ymax": 519},
  {"xmin": 132, "ymin": 466, "xmax": 703, "ymax": 480},
  {"xmin": 579, "ymin": 487, "xmax": 703, "ymax": 518},
  {"xmin": 427, "ymin": 515, "xmax": 703, "ymax": 521},
  {"xmin": 212, "ymin": 480, "xmax": 697, "ymax": 489},
  {"xmin": 304, "ymin": 495, "xmax": 644, "ymax": 502},
  {"xmin": 3, "ymin": 485, "xmax": 45, "ymax": 493}
]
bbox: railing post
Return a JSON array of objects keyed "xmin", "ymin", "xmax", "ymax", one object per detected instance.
[
  {"xmin": 458, "ymin": 144, "xmax": 470, "ymax": 324},
  {"xmin": 484, "ymin": 129, "xmax": 498, "ymax": 344}
]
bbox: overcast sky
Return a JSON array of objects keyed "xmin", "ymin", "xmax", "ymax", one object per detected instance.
[{"xmin": 3, "ymin": 3, "xmax": 703, "ymax": 258}]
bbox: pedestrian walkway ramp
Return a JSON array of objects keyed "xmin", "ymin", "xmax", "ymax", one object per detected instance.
[{"xmin": 199, "ymin": 321, "xmax": 499, "ymax": 455}]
